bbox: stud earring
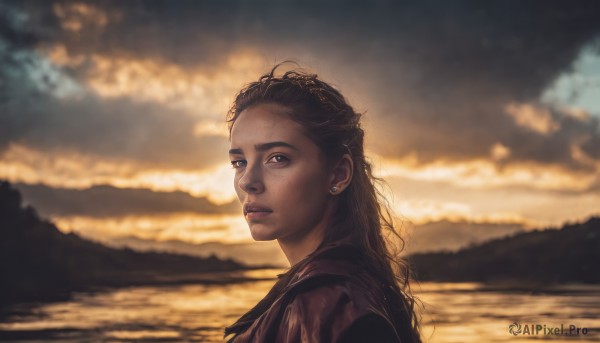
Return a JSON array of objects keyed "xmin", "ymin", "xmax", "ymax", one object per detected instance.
[{"xmin": 330, "ymin": 186, "xmax": 338, "ymax": 193}]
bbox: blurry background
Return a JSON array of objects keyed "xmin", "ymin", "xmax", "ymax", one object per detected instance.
[
  {"xmin": 1, "ymin": 1, "xmax": 600, "ymax": 342},
  {"xmin": 2, "ymin": 0, "xmax": 600, "ymax": 264}
]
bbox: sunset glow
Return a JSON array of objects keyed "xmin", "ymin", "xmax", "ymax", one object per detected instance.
[
  {"xmin": 2, "ymin": 0, "xmax": 599, "ymax": 259},
  {"xmin": 54, "ymin": 214, "xmax": 250, "ymax": 245},
  {"xmin": 46, "ymin": 44, "xmax": 265, "ymax": 116}
]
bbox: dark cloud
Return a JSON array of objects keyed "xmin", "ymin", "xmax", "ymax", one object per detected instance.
[
  {"xmin": 14, "ymin": 182, "xmax": 240, "ymax": 218},
  {"xmin": 4, "ymin": 91, "xmax": 229, "ymax": 169},
  {"xmin": 368, "ymin": 81, "xmax": 600, "ymax": 173},
  {"xmin": 2, "ymin": 0, "xmax": 600, "ymax": 172},
  {"xmin": 0, "ymin": 37, "xmax": 228, "ymax": 169},
  {"xmin": 0, "ymin": 1, "xmax": 39, "ymax": 49},
  {"xmin": 1, "ymin": 1, "xmax": 229, "ymax": 170},
  {"xmin": 1, "ymin": 84, "xmax": 228, "ymax": 169},
  {"xmin": 581, "ymin": 131, "xmax": 600, "ymax": 160},
  {"xmin": 501, "ymin": 107, "xmax": 600, "ymax": 171},
  {"xmin": 350, "ymin": 2, "xmax": 600, "ymax": 171}
]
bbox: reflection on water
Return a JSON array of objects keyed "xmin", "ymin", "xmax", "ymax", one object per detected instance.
[
  {"xmin": 1, "ymin": 270, "xmax": 599, "ymax": 342},
  {"xmin": 416, "ymin": 282, "xmax": 600, "ymax": 343}
]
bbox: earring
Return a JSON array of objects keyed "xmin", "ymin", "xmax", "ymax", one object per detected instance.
[{"xmin": 330, "ymin": 186, "xmax": 338, "ymax": 193}]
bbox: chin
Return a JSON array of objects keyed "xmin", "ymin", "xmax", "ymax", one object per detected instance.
[{"xmin": 249, "ymin": 225, "xmax": 278, "ymax": 241}]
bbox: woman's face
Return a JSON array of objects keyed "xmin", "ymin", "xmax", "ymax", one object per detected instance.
[{"xmin": 229, "ymin": 103, "xmax": 332, "ymax": 242}]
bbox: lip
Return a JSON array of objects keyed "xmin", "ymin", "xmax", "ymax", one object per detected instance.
[
  {"xmin": 243, "ymin": 202, "xmax": 273, "ymax": 220},
  {"xmin": 246, "ymin": 211, "xmax": 272, "ymax": 220}
]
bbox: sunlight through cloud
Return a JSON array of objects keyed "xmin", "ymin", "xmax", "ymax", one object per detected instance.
[
  {"xmin": 374, "ymin": 153, "xmax": 598, "ymax": 192},
  {"xmin": 0, "ymin": 144, "xmax": 237, "ymax": 204},
  {"xmin": 54, "ymin": 214, "xmax": 250, "ymax": 245}
]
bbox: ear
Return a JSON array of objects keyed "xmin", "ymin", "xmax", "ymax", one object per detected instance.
[{"xmin": 329, "ymin": 154, "xmax": 353, "ymax": 195}]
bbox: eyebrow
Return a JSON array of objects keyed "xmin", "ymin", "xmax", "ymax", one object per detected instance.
[{"xmin": 229, "ymin": 141, "xmax": 299, "ymax": 155}]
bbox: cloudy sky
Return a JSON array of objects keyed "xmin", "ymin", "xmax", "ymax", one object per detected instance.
[{"xmin": 2, "ymin": 0, "xmax": 599, "ymax": 265}]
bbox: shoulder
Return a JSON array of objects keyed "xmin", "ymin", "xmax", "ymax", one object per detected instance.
[
  {"xmin": 337, "ymin": 313, "xmax": 402, "ymax": 343},
  {"xmin": 279, "ymin": 269, "xmax": 401, "ymax": 343}
]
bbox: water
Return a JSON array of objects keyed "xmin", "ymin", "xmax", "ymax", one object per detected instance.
[{"xmin": 1, "ymin": 269, "xmax": 599, "ymax": 342}]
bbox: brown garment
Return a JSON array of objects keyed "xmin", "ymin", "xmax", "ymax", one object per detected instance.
[{"xmin": 230, "ymin": 237, "xmax": 409, "ymax": 343}]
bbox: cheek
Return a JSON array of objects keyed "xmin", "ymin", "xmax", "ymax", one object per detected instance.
[
  {"xmin": 233, "ymin": 174, "xmax": 243, "ymax": 202},
  {"xmin": 279, "ymin": 167, "xmax": 328, "ymax": 207}
]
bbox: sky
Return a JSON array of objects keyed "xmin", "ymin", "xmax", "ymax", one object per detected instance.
[{"xmin": 1, "ymin": 0, "xmax": 600, "ymax": 266}]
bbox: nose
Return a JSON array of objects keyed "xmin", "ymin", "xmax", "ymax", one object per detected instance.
[{"xmin": 238, "ymin": 162, "xmax": 265, "ymax": 194}]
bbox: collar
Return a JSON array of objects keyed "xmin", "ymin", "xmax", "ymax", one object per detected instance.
[{"xmin": 283, "ymin": 235, "xmax": 364, "ymax": 292}]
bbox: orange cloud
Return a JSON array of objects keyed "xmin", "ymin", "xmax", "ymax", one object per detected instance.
[
  {"xmin": 53, "ymin": 3, "xmax": 109, "ymax": 33},
  {"xmin": 3, "ymin": 143, "xmax": 598, "ymax": 231},
  {"xmin": 561, "ymin": 106, "xmax": 592, "ymax": 122},
  {"xmin": 0, "ymin": 144, "xmax": 236, "ymax": 204},
  {"xmin": 490, "ymin": 142, "xmax": 511, "ymax": 161},
  {"xmin": 374, "ymin": 151, "xmax": 599, "ymax": 192},
  {"xmin": 505, "ymin": 103, "xmax": 560, "ymax": 134},
  {"xmin": 44, "ymin": 45, "xmax": 265, "ymax": 118},
  {"xmin": 54, "ymin": 213, "xmax": 250, "ymax": 245}
]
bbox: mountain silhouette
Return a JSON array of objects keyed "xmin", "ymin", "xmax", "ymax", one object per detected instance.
[
  {"xmin": 409, "ymin": 216, "xmax": 600, "ymax": 284},
  {"xmin": 0, "ymin": 181, "xmax": 259, "ymax": 306}
]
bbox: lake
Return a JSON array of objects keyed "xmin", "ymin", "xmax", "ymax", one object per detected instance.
[{"xmin": 1, "ymin": 269, "xmax": 598, "ymax": 342}]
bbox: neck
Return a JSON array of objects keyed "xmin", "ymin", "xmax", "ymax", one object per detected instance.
[
  {"xmin": 277, "ymin": 223, "xmax": 327, "ymax": 267},
  {"xmin": 277, "ymin": 202, "xmax": 335, "ymax": 266}
]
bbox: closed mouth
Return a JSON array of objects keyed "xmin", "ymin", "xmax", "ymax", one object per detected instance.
[{"xmin": 243, "ymin": 203, "xmax": 273, "ymax": 216}]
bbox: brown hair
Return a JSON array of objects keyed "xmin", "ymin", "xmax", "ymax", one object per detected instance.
[{"xmin": 224, "ymin": 63, "xmax": 422, "ymax": 342}]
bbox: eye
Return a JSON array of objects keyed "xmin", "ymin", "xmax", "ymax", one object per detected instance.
[
  {"xmin": 230, "ymin": 159, "xmax": 246, "ymax": 169},
  {"xmin": 267, "ymin": 155, "xmax": 289, "ymax": 164}
]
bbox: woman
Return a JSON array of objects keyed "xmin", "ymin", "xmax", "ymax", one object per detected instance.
[{"xmin": 223, "ymin": 64, "xmax": 422, "ymax": 343}]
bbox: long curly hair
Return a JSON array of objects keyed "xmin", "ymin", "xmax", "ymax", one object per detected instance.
[{"xmin": 224, "ymin": 63, "xmax": 422, "ymax": 343}]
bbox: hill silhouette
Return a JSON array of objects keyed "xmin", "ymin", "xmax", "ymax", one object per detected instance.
[
  {"xmin": 410, "ymin": 216, "xmax": 600, "ymax": 285},
  {"xmin": 0, "ymin": 181, "xmax": 259, "ymax": 306}
]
